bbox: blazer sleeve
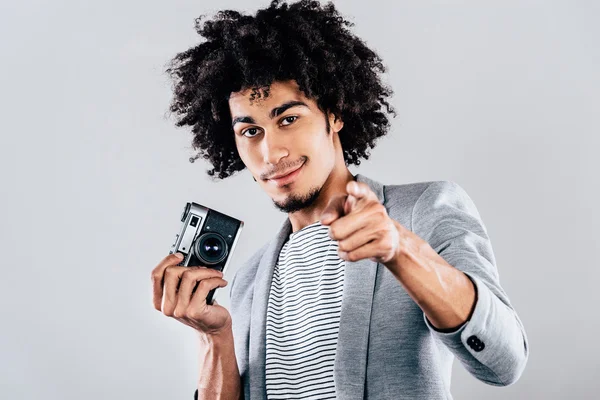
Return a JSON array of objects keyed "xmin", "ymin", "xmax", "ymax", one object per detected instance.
[{"xmin": 412, "ymin": 180, "xmax": 529, "ymax": 386}]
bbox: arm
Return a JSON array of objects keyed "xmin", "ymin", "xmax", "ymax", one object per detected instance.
[
  {"xmin": 384, "ymin": 180, "xmax": 529, "ymax": 386},
  {"xmin": 386, "ymin": 218, "xmax": 478, "ymax": 331},
  {"xmin": 194, "ymin": 327, "xmax": 243, "ymax": 400}
]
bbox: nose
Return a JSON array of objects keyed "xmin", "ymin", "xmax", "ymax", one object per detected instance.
[{"xmin": 261, "ymin": 129, "xmax": 289, "ymax": 166}]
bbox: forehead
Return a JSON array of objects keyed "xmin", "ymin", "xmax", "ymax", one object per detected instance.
[{"xmin": 228, "ymin": 80, "xmax": 313, "ymax": 116}]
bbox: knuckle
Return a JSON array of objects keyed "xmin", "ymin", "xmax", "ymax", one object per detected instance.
[
  {"xmin": 181, "ymin": 269, "xmax": 193, "ymax": 279},
  {"xmin": 329, "ymin": 226, "xmax": 337, "ymax": 238},
  {"xmin": 165, "ymin": 265, "xmax": 182, "ymax": 277},
  {"xmin": 163, "ymin": 308, "xmax": 174, "ymax": 317},
  {"xmin": 188, "ymin": 306, "xmax": 204, "ymax": 320},
  {"xmin": 173, "ymin": 308, "xmax": 185, "ymax": 318},
  {"xmin": 383, "ymin": 237, "xmax": 394, "ymax": 252},
  {"xmin": 198, "ymin": 280, "xmax": 210, "ymax": 291},
  {"xmin": 151, "ymin": 272, "xmax": 161, "ymax": 283}
]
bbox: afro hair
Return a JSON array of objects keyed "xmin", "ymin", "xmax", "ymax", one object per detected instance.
[{"xmin": 165, "ymin": 0, "xmax": 396, "ymax": 180}]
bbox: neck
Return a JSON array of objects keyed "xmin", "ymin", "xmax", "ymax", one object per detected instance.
[{"xmin": 287, "ymin": 166, "xmax": 356, "ymax": 233}]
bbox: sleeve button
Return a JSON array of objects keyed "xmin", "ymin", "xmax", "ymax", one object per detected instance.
[{"xmin": 467, "ymin": 335, "xmax": 485, "ymax": 352}]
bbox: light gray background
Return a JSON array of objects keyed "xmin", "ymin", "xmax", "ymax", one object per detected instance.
[{"xmin": 1, "ymin": 0, "xmax": 598, "ymax": 399}]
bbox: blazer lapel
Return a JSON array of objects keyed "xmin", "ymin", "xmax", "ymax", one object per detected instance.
[
  {"xmin": 334, "ymin": 173, "xmax": 384, "ymax": 399},
  {"xmin": 247, "ymin": 173, "xmax": 384, "ymax": 400},
  {"xmin": 249, "ymin": 216, "xmax": 292, "ymax": 399}
]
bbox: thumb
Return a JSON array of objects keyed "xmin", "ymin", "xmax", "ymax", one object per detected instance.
[
  {"xmin": 320, "ymin": 194, "xmax": 347, "ymax": 225},
  {"xmin": 344, "ymin": 194, "xmax": 357, "ymax": 215}
]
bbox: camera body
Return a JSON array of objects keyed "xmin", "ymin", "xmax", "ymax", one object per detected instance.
[{"xmin": 168, "ymin": 202, "xmax": 244, "ymax": 305}]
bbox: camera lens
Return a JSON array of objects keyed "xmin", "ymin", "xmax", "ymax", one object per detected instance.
[{"xmin": 194, "ymin": 233, "xmax": 228, "ymax": 264}]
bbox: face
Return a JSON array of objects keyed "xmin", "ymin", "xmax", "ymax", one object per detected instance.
[{"xmin": 229, "ymin": 80, "xmax": 344, "ymax": 213}]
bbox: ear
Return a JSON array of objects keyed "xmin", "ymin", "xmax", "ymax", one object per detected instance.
[{"xmin": 328, "ymin": 111, "xmax": 344, "ymax": 134}]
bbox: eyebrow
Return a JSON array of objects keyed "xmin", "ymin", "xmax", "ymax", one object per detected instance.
[{"xmin": 231, "ymin": 100, "xmax": 310, "ymax": 129}]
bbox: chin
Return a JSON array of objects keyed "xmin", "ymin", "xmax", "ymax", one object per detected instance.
[{"xmin": 271, "ymin": 183, "xmax": 322, "ymax": 213}]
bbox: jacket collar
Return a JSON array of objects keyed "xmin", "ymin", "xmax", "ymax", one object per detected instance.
[{"xmin": 249, "ymin": 173, "xmax": 385, "ymax": 399}]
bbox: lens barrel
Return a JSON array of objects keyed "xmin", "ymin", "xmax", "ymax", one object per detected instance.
[{"xmin": 194, "ymin": 232, "xmax": 228, "ymax": 264}]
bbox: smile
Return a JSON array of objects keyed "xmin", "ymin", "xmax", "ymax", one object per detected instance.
[{"xmin": 268, "ymin": 162, "xmax": 305, "ymax": 187}]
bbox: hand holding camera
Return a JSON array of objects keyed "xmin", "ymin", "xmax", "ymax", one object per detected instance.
[
  {"xmin": 151, "ymin": 202, "xmax": 244, "ymax": 335},
  {"xmin": 152, "ymin": 251, "xmax": 236, "ymax": 335},
  {"xmin": 151, "ymin": 252, "xmax": 233, "ymax": 334}
]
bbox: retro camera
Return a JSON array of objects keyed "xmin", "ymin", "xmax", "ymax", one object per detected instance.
[{"xmin": 168, "ymin": 202, "xmax": 244, "ymax": 305}]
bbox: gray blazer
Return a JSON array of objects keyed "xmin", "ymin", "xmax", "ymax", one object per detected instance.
[{"xmin": 228, "ymin": 173, "xmax": 529, "ymax": 399}]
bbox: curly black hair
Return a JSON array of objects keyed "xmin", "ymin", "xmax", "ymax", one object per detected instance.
[{"xmin": 164, "ymin": 0, "xmax": 396, "ymax": 180}]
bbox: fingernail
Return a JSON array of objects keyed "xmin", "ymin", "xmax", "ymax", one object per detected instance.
[
  {"xmin": 338, "ymin": 250, "xmax": 348, "ymax": 259},
  {"xmin": 174, "ymin": 252, "xmax": 184, "ymax": 259}
]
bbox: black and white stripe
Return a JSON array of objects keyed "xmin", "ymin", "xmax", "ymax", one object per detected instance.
[{"xmin": 265, "ymin": 221, "xmax": 345, "ymax": 399}]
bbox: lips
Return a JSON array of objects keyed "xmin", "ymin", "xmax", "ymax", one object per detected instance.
[
  {"xmin": 267, "ymin": 162, "xmax": 305, "ymax": 187},
  {"xmin": 269, "ymin": 164, "xmax": 303, "ymax": 180}
]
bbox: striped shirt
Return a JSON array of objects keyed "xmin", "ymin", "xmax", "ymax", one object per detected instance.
[{"xmin": 265, "ymin": 220, "xmax": 345, "ymax": 399}]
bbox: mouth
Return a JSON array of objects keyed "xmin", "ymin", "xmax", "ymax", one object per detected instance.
[{"xmin": 267, "ymin": 162, "xmax": 305, "ymax": 187}]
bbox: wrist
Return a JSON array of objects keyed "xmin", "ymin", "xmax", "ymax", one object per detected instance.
[
  {"xmin": 385, "ymin": 219, "xmax": 423, "ymax": 274},
  {"xmin": 197, "ymin": 325, "xmax": 234, "ymax": 346}
]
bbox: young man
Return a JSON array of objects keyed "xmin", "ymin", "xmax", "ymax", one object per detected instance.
[{"xmin": 152, "ymin": 1, "xmax": 529, "ymax": 399}]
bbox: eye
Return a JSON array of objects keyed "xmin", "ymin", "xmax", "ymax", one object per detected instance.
[
  {"xmin": 241, "ymin": 127, "xmax": 261, "ymax": 138},
  {"xmin": 281, "ymin": 116, "xmax": 298, "ymax": 126}
]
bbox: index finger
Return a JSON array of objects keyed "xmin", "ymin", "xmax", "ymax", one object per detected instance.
[
  {"xmin": 151, "ymin": 253, "xmax": 185, "ymax": 310},
  {"xmin": 346, "ymin": 181, "xmax": 375, "ymax": 201}
]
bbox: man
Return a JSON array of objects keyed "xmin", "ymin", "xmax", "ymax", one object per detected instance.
[{"xmin": 152, "ymin": 1, "xmax": 529, "ymax": 399}]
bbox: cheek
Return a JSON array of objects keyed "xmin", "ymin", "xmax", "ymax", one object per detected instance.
[
  {"xmin": 308, "ymin": 127, "xmax": 332, "ymax": 153},
  {"xmin": 295, "ymin": 122, "xmax": 324, "ymax": 148},
  {"xmin": 234, "ymin": 140, "xmax": 250, "ymax": 163},
  {"xmin": 235, "ymin": 140, "xmax": 261, "ymax": 168}
]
